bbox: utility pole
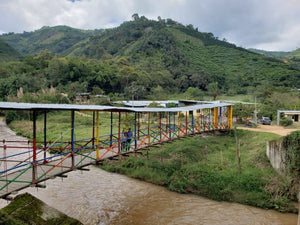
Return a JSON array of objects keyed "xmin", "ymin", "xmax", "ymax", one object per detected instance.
[{"xmin": 253, "ymin": 96, "xmax": 257, "ymax": 125}]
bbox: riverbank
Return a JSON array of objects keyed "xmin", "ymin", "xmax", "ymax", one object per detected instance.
[
  {"xmin": 98, "ymin": 130, "xmax": 298, "ymax": 213},
  {"xmin": 0, "ymin": 193, "xmax": 82, "ymax": 224},
  {"xmin": 0, "ymin": 118, "xmax": 298, "ymax": 224}
]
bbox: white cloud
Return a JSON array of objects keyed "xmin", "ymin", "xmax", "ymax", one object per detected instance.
[{"xmin": 0, "ymin": 0, "xmax": 299, "ymax": 51}]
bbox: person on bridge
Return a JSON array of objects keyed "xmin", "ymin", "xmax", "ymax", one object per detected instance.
[{"xmin": 127, "ymin": 128, "xmax": 133, "ymax": 150}]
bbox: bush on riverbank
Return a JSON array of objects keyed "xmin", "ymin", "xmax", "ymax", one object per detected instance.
[{"xmin": 99, "ymin": 130, "xmax": 298, "ymax": 213}]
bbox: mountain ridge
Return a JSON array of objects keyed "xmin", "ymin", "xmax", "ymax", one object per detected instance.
[
  {"xmin": 0, "ymin": 25, "xmax": 102, "ymax": 56},
  {"xmin": 0, "ymin": 16, "xmax": 299, "ymax": 100}
]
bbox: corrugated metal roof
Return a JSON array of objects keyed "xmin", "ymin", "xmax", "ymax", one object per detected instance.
[
  {"xmin": 114, "ymin": 100, "xmax": 179, "ymax": 107},
  {"xmin": 278, "ymin": 110, "xmax": 300, "ymax": 114},
  {"xmin": 0, "ymin": 102, "xmax": 114, "ymax": 111},
  {"xmin": 0, "ymin": 102, "xmax": 232, "ymax": 112}
]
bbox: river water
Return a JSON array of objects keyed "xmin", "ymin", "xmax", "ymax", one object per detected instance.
[{"xmin": 0, "ymin": 118, "xmax": 298, "ymax": 225}]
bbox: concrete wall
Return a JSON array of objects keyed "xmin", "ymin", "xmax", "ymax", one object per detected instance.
[
  {"xmin": 266, "ymin": 139, "xmax": 286, "ymax": 175},
  {"xmin": 267, "ymin": 139, "xmax": 300, "ymax": 205}
]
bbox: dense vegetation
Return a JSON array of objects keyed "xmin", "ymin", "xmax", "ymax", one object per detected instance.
[
  {"xmin": 0, "ymin": 15, "xmax": 300, "ymax": 118},
  {"xmin": 98, "ymin": 130, "xmax": 298, "ymax": 213},
  {"xmin": 0, "ymin": 15, "xmax": 300, "ymax": 124},
  {"xmin": 0, "ymin": 39, "xmax": 23, "ymax": 62},
  {"xmin": 282, "ymin": 131, "xmax": 300, "ymax": 184}
]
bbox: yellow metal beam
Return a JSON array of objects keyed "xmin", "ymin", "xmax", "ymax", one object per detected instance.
[{"xmin": 213, "ymin": 107, "xmax": 218, "ymax": 128}]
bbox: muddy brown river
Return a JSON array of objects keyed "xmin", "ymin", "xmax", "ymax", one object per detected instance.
[{"xmin": 0, "ymin": 117, "xmax": 298, "ymax": 225}]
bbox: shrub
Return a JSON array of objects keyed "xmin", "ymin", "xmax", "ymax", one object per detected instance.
[{"xmin": 280, "ymin": 117, "xmax": 293, "ymax": 127}]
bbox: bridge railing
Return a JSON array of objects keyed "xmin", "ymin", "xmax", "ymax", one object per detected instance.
[{"xmin": 0, "ymin": 104, "xmax": 233, "ymax": 198}]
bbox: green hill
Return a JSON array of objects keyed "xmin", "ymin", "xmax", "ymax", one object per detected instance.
[
  {"xmin": 0, "ymin": 39, "xmax": 22, "ymax": 62},
  {"xmin": 288, "ymin": 48, "xmax": 300, "ymax": 58},
  {"xmin": 63, "ymin": 18, "xmax": 300, "ymax": 94},
  {"xmin": 0, "ymin": 16, "xmax": 299, "ymax": 100},
  {"xmin": 0, "ymin": 25, "xmax": 101, "ymax": 56}
]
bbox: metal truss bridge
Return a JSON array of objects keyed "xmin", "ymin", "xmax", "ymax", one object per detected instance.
[{"xmin": 0, "ymin": 101, "xmax": 232, "ymax": 198}]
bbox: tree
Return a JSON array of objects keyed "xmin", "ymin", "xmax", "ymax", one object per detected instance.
[
  {"xmin": 207, "ymin": 82, "xmax": 219, "ymax": 100},
  {"xmin": 47, "ymin": 57, "xmax": 69, "ymax": 86},
  {"xmin": 185, "ymin": 87, "xmax": 203, "ymax": 100},
  {"xmin": 126, "ymin": 81, "xmax": 145, "ymax": 100},
  {"xmin": 117, "ymin": 65, "xmax": 136, "ymax": 93},
  {"xmin": 132, "ymin": 13, "xmax": 139, "ymax": 21}
]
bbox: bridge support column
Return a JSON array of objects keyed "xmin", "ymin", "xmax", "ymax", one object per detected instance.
[
  {"xmin": 168, "ymin": 112, "xmax": 171, "ymax": 139},
  {"xmin": 159, "ymin": 112, "xmax": 162, "ymax": 141},
  {"xmin": 148, "ymin": 112, "xmax": 150, "ymax": 144},
  {"xmin": 137, "ymin": 112, "xmax": 140, "ymax": 140},
  {"xmin": 92, "ymin": 111, "xmax": 95, "ymax": 147},
  {"xmin": 185, "ymin": 111, "xmax": 188, "ymax": 135},
  {"xmin": 110, "ymin": 112, "xmax": 113, "ymax": 147},
  {"xmin": 32, "ymin": 110, "xmax": 37, "ymax": 184},
  {"xmin": 192, "ymin": 111, "xmax": 194, "ymax": 134},
  {"xmin": 134, "ymin": 112, "xmax": 137, "ymax": 150},
  {"xmin": 96, "ymin": 111, "xmax": 99, "ymax": 159},
  {"xmin": 118, "ymin": 112, "xmax": 121, "ymax": 154},
  {"xmin": 178, "ymin": 112, "xmax": 181, "ymax": 137},
  {"xmin": 227, "ymin": 105, "xmax": 233, "ymax": 129},
  {"xmin": 71, "ymin": 110, "xmax": 75, "ymax": 169},
  {"xmin": 166, "ymin": 112, "xmax": 168, "ymax": 140},
  {"xmin": 213, "ymin": 107, "xmax": 218, "ymax": 129},
  {"xmin": 173, "ymin": 112, "xmax": 175, "ymax": 133},
  {"xmin": 43, "ymin": 110, "xmax": 48, "ymax": 164}
]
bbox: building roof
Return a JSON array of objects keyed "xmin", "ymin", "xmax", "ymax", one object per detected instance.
[
  {"xmin": 114, "ymin": 100, "xmax": 179, "ymax": 107},
  {"xmin": 0, "ymin": 101, "xmax": 232, "ymax": 113},
  {"xmin": 278, "ymin": 110, "xmax": 300, "ymax": 114}
]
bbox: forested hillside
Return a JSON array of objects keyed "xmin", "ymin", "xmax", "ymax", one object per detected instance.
[
  {"xmin": 0, "ymin": 16, "xmax": 299, "ymax": 106},
  {"xmin": 0, "ymin": 25, "xmax": 101, "ymax": 56},
  {"xmin": 288, "ymin": 48, "xmax": 300, "ymax": 59},
  {"xmin": 0, "ymin": 40, "xmax": 22, "ymax": 62}
]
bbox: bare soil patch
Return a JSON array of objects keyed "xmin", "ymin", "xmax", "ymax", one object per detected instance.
[{"xmin": 238, "ymin": 124, "xmax": 299, "ymax": 136}]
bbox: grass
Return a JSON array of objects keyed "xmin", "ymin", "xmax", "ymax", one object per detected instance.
[
  {"xmin": 7, "ymin": 112, "xmax": 298, "ymax": 213},
  {"xmin": 98, "ymin": 130, "xmax": 298, "ymax": 213}
]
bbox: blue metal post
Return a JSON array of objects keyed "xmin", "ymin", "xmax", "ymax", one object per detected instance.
[
  {"xmin": 173, "ymin": 112, "xmax": 175, "ymax": 131},
  {"xmin": 169, "ymin": 112, "xmax": 171, "ymax": 139},
  {"xmin": 134, "ymin": 112, "xmax": 137, "ymax": 149}
]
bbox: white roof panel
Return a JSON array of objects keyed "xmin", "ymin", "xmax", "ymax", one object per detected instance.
[{"xmin": 0, "ymin": 102, "xmax": 232, "ymax": 112}]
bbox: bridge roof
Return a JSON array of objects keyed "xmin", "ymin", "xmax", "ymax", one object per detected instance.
[{"xmin": 0, "ymin": 101, "xmax": 232, "ymax": 112}]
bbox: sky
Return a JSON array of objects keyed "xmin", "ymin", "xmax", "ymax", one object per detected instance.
[{"xmin": 0, "ymin": 0, "xmax": 299, "ymax": 51}]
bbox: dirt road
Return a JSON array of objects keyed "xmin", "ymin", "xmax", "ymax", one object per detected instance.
[{"xmin": 238, "ymin": 124, "xmax": 299, "ymax": 136}]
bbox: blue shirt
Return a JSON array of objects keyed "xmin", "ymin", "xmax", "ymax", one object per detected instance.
[{"xmin": 127, "ymin": 130, "xmax": 133, "ymax": 139}]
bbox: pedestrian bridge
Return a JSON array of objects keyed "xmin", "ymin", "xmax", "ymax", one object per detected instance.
[{"xmin": 0, "ymin": 101, "xmax": 232, "ymax": 198}]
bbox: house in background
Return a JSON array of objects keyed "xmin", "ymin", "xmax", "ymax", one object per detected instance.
[{"xmin": 277, "ymin": 110, "xmax": 300, "ymax": 125}]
